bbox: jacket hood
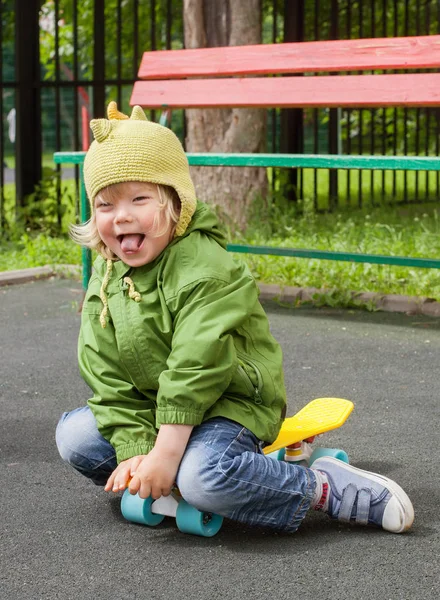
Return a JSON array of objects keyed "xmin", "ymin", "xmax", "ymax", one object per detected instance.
[{"xmin": 179, "ymin": 201, "xmax": 228, "ymax": 250}]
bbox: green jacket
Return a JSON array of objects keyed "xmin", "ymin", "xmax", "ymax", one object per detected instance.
[{"xmin": 79, "ymin": 201, "xmax": 287, "ymax": 462}]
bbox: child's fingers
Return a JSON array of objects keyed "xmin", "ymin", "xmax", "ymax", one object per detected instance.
[
  {"xmin": 105, "ymin": 462, "xmax": 132, "ymax": 493},
  {"xmin": 150, "ymin": 483, "xmax": 166, "ymax": 500},
  {"xmin": 104, "ymin": 471, "xmax": 117, "ymax": 492},
  {"xmin": 128, "ymin": 474, "xmax": 142, "ymax": 496},
  {"xmin": 129, "ymin": 456, "xmax": 144, "ymax": 475},
  {"xmin": 105, "ymin": 455, "xmax": 149, "ymax": 494},
  {"xmin": 138, "ymin": 479, "xmax": 152, "ymax": 500},
  {"xmin": 112, "ymin": 468, "xmax": 131, "ymax": 492}
]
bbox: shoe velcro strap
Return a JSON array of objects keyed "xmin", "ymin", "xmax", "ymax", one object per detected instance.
[
  {"xmin": 355, "ymin": 488, "xmax": 372, "ymax": 525},
  {"xmin": 338, "ymin": 483, "xmax": 358, "ymax": 522},
  {"xmin": 339, "ymin": 485, "xmax": 372, "ymax": 524}
]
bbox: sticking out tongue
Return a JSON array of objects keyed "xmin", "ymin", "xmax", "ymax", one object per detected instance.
[{"xmin": 120, "ymin": 234, "xmax": 144, "ymax": 253}]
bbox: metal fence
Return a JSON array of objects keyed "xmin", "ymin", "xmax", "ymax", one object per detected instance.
[{"xmin": 1, "ymin": 0, "xmax": 440, "ymax": 234}]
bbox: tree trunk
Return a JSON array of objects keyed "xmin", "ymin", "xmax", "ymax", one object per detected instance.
[{"xmin": 183, "ymin": 0, "xmax": 267, "ymax": 232}]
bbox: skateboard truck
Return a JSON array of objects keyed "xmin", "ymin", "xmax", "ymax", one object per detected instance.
[{"xmin": 285, "ymin": 438, "xmax": 315, "ymax": 463}]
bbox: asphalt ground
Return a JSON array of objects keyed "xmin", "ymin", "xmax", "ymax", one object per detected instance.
[{"xmin": 1, "ymin": 277, "xmax": 439, "ymax": 600}]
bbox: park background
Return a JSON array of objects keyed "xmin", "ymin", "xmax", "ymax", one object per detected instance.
[
  {"xmin": 1, "ymin": 6, "xmax": 439, "ymax": 597},
  {"xmin": 2, "ymin": 0, "xmax": 440, "ymax": 305}
]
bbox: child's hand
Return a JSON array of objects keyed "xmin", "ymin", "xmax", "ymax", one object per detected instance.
[
  {"xmin": 104, "ymin": 455, "xmax": 147, "ymax": 493},
  {"xmin": 105, "ymin": 424, "xmax": 193, "ymax": 498},
  {"xmin": 128, "ymin": 447, "xmax": 180, "ymax": 500},
  {"xmin": 126, "ymin": 424, "xmax": 194, "ymax": 499}
]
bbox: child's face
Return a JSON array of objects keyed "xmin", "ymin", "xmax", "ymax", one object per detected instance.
[{"xmin": 95, "ymin": 182, "xmax": 174, "ymax": 267}]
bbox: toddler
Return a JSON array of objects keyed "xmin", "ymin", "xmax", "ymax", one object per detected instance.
[{"xmin": 56, "ymin": 102, "xmax": 414, "ymax": 534}]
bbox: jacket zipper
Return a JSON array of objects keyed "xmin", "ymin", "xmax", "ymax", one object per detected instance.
[{"xmin": 237, "ymin": 358, "xmax": 264, "ymax": 404}]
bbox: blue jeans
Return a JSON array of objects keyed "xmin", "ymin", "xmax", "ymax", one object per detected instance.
[{"xmin": 56, "ymin": 406, "xmax": 316, "ymax": 532}]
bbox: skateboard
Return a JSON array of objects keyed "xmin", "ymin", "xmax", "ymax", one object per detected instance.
[
  {"xmin": 263, "ymin": 396, "xmax": 354, "ymax": 464},
  {"xmin": 120, "ymin": 397, "xmax": 354, "ymax": 537}
]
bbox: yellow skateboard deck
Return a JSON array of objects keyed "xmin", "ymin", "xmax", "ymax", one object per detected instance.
[{"xmin": 263, "ymin": 397, "xmax": 354, "ymax": 455}]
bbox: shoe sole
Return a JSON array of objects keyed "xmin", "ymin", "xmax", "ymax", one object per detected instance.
[{"xmin": 313, "ymin": 457, "xmax": 415, "ymax": 533}]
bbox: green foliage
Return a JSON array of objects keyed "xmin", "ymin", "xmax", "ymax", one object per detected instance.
[
  {"xmin": 39, "ymin": 0, "xmax": 184, "ymax": 93},
  {"xmin": 2, "ymin": 192, "xmax": 440, "ymax": 308},
  {"xmin": 13, "ymin": 169, "xmax": 77, "ymax": 237},
  {"xmin": 234, "ymin": 200, "xmax": 440, "ymax": 302},
  {"xmin": 2, "ymin": 174, "xmax": 78, "ymax": 243},
  {"xmin": 303, "ymin": 0, "xmax": 440, "ymax": 40},
  {"xmin": 0, "ymin": 233, "xmax": 81, "ymax": 271},
  {"xmin": 17, "ymin": 168, "xmax": 61, "ymax": 234},
  {"xmin": 308, "ymin": 290, "xmax": 379, "ymax": 312}
]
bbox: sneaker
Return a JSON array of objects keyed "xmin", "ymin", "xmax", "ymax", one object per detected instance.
[{"xmin": 312, "ymin": 457, "xmax": 414, "ymax": 533}]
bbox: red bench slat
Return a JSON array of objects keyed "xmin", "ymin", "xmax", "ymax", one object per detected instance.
[
  {"xmin": 131, "ymin": 73, "xmax": 440, "ymax": 109},
  {"xmin": 138, "ymin": 35, "xmax": 440, "ymax": 79}
]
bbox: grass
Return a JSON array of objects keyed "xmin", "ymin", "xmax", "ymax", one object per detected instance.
[
  {"xmin": 0, "ymin": 180, "xmax": 81, "ymax": 271},
  {"xmin": 236, "ymin": 201, "xmax": 440, "ymax": 301},
  {"xmin": 2, "ymin": 174, "xmax": 440, "ymax": 305},
  {"xmin": 0, "ymin": 234, "xmax": 82, "ymax": 272}
]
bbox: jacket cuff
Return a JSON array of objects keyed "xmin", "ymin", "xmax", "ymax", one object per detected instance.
[
  {"xmin": 156, "ymin": 408, "xmax": 204, "ymax": 428},
  {"xmin": 115, "ymin": 441, "xmax": 155, "ymax": 463}
]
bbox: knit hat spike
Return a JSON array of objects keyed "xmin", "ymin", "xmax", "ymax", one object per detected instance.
[
  {"xmin": 107, "ymin": 101, "xmax": 129, "ymax": 120},
  {"xmin": 130, "ymin": 105, "xmax": 148, "ymax": 121},
  {"xmin": 84, "ymin": 101, "xmax": 197, "ymax": 238}
]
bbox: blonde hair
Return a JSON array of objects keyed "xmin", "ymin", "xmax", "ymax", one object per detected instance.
[{"xmin": 70, "ymin": 182, "xmax": 181, "ymax": 260}]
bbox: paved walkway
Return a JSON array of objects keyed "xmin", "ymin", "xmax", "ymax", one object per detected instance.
[
  {"xmin": 3, "ymin": 166, "xmax": 76, "ymax": 183},
  {"xmin": 1, "ymin": 278, "xmax": 439, "ymax": 600}
]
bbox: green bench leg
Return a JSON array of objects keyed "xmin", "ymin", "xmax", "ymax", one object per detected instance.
[{"xmin": 79, "ymin": 166, "xmax": 92, "ymax": 290}]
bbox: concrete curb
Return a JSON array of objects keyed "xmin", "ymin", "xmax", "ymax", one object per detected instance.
[
  {"xmin": 1, "ymin": 265, "xmax": 440, "ymax": 317},
  {"xmin": 0, "ymin": 265, "xmax": 81, "ymax": 287},
  {"xmin": 258, "ymin": 283, "xmax": 440, "ymax": 317}
]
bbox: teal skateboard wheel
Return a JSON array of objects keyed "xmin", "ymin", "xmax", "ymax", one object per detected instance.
[
  {"xmin": 175, "ymin": 500, "xmax": 223, "ymax": 537},
  {"xmin": 308, "ymin": 447, "xmax": 349, "ymax": 466},
  {"xmin": 266, "ymin": 448, "xmax": 285, "ymax": 461},
  {"xmin": 120, "ymin": 489, "xmax": 165, "ymax": 526}
]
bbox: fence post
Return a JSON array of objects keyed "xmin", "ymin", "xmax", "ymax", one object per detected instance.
[
  {"xmin": 93, "ymin": 0, "xmax": 106, "ymax": 118},
  {"xmin": 14, "ymin": 0, "xmax": 41, "ymax": 208},
  {"xmin": 328, "ymin": 0, "xmax": 339, "ymax": 209},
  {"xmin": 281, "ymin": 0, "xmax": 305, "ymax": 203}
]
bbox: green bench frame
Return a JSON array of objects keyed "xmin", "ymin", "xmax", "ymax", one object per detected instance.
[{"xmin": 54, "ymin": 34, "xmax": 440, "ymax": 290}]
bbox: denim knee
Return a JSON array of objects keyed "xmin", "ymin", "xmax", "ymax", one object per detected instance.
[
  {"xmin": 55, "ymin": 406, "xmax": 116, "ymax": 478},
  {"xmin": 56, "ymin": 408, "xmax": 90, "ymax": 466},
  {"xmin": 177, "ymin": 463, "xmax": 225, "ymax": 514},
  {"xmin": 177, "ymin": 448, "xmax": 228, "ymax": 514},
  {"xmin": 176, "ymin": 418, "xmax": 259, "ymax": 515}
]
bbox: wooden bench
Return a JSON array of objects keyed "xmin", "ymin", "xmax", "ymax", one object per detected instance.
[{"xmin": 55, "ymin": 34, "xmax": 440, "ymax": 290}]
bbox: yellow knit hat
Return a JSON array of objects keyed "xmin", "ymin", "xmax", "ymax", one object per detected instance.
[{"xmin": 83, "ymin": 102, "xmax": 197, "ymax": 236}]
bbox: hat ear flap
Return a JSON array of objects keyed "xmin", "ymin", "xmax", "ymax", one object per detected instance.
[
  {"xmin": 90, "ymin": 119, "xmax": 112, "ymax": 143},
  {"xmin": 130, "ymin": 106, "xmax": 148, "ymax": 121}
]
